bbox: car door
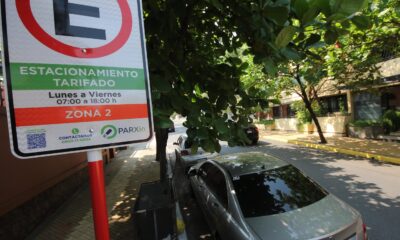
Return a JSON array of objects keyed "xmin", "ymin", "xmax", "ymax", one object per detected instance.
[
  {"xmin": 195, "ymin": 163, "xmax": 216, "ymax": 231},
  {"xmin": 201, "ymin": 163, "xmax": 244, "ymax": 240},
  {"xmin": 175, "ymin": 136, "xmax": 183, "ymax": 160}
]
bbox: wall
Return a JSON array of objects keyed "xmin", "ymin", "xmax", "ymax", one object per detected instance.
[
  {"xmin": 0, "ymin": 108, "xmax": 87, "ymax": 216},
  {"xmin": 315, "ymin": 115, "xmax": 351, "ymax": 136},
  {"xmin": 379, "ymin": 57, "xmax": 400, "ymax": 77},
  {"xmin": 274, "ymin": 115, "xmax": 351, "ymax": 136},
  {"xmin": 274, "ymin": 118, "xmax": 298, "ymax": 132}
]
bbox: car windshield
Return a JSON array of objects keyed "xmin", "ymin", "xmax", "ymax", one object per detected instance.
[{"xmin": 232, "ymin": 165, "xmax": 327, "ymax": 218}]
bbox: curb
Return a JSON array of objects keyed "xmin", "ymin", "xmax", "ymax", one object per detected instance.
[{"xmin": 288, "ymin": 140, "xmax": 400, "ymax": 165}]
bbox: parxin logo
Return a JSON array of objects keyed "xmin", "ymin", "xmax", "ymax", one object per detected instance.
[
  {"xmin": 101, "ymin": 124, "xmax": 146, "ymax": 140},
  {"xmin": 101, "ymin": 125, "xmax": 117, "ymax": 140}
]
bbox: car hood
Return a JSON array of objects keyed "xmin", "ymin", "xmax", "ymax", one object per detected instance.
[{"xmin": 245, "ymin": 195, "xmax": 360, "ymax": 240}]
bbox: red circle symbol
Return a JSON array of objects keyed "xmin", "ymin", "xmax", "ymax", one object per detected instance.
[{"xmin": 16, "ymin": 0, "xmax": 133, "ymax": 58}]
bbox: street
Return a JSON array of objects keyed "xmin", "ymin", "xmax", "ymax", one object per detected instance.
[{"xmin": 169, "ymin": 123, "xmax": 400, "ymax": 240}]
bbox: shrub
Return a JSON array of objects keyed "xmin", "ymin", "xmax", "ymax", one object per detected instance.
[
  {"xmin": 291, "ymin": 101, "xmax": 321, "ymax": 124},
  {"xmin": 382, "ymin": 110, "xmax": 400, "ymax": 133},
  {"xmin": 291, "ymin": 101, "xmax": 311, "ymax": 124},
  {"xmin": 296, "ymin": 123, "xmax": 305, "ymax": 132},
  {"xmin": 348, "ymin": 119, "xmax": 383, "ymax": 128},
  {"xmin": 257, "ymin": 119, "xmax": 274, "ymax": 125}
]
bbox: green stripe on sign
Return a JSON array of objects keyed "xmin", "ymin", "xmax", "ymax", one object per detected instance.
[{"xmin": 10, "ymin": 63, "xmax": 146, "ymax": 90}]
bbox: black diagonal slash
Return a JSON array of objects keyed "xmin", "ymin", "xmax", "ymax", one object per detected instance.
[{"xmin": 53, "ymin": 0, "xmax": 106, "ymax": 40}]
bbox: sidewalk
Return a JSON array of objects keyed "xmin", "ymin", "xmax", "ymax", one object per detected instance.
[
  {"xmin": 260, "ymin": 130, "xmax": 400, "ymax": 165},
  {"xmin": 28, "ymin": 143, "xmax": 160, "ymax": 240}
]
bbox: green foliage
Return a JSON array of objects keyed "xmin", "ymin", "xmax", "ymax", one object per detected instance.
[
  {"xmin": 348, "ymin": 119, "xmax": 383, "ymax": 127},
  {"xmin": 332, "ymin": 0, "xmax": 368, "ymax": 16},
  {"xmin": 339, "ymin": 100, "xmax": 347, "ymax": 114},
  {"xmin": 256, "ymin": 119, "xmax": 275, "ymax": 125},
  {"xmin": 230, "ymin": 0, "xmax": 371, "ymax": 109},
  {"xmin": 238, "ymin": 45, "xmax": 276, "ymax": 112},
  {"xmin": 327, "ymin": 0, "xmax": 400, "ymax": 89},
  {"xmin": 351, "ymin": 15, "xmax": 371, "ymax": 29},
  {"xmin": 296, "ymin": 123, "xmax": 305, "ymax": 132},
  {"xmin": 291, "ymin": 101, "xmax": 311, "ymax": 124},
  {"xmin": 145, "ymin": 0, "xmax": 388, "ymax": 151},
  {"xmin": 144, "ymin": 0, "xmax": 263, "ymax": 152},
  {"xmin": 275, "ymin": 26, "xmax": 298, "ymax": 49},
  {"xmin": 291, "ymin": 101, "xmax": 321, "ymax": 124},
  {"xmin": 221, "ymin": 0, "xmax": 380, "ymax": 143},
  {"xmin": 349, "ymin": 109, "xmax": 400, "ymax": 132},
  {"xmin": 382, "ymin": 110, "xmax": 400, "ymax": 133}
]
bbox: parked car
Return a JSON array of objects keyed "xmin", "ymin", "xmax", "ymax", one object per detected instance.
[
  {"xmin": 180, "ymin": 152, "xmax": 218, "ymax": 174},
  {"xmin": 173, "ymin": 134, "xmax": 217, "ymax": 172},
  {"xmin": 1, "ymin": 81, "xmax": 5, "ymax": 107},
  {"xmin": 244, "ymin": 125, "xmax": 259, "ymax": 145},
  {"xmin": 188, "ymin": 152, "xmax": 368, "ymax": 240},
  {"xmin": 168, "ymin": 124, "xmax": 175, "ymax": 133},
  {"xmin": 173, "ymin": 135, "xmax": 197, "ymax": 159}
]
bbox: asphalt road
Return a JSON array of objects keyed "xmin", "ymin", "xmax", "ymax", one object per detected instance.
[{"xmin": 168, "ymin": 123, "xmax": 400, "ymax": 240}]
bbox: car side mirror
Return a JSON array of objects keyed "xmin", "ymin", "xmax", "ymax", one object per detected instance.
[
  {"xmin": 173, "ymin": 142, "xmax": 179, "ymax": 146},
  {"xmin": 188, "ymin": 169, "xmax": 197, "ymax": 177}
]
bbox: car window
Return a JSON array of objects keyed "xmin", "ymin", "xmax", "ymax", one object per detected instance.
[
  {"xmin": 184, "ymin": 138, "xmax": 193, "ymax": 149},
  {"xmin": 232, "ymin": 165, "xmax": 327, "ymax": 218},
  {"xmin": 199, "ymin": 162, "xmax": 228, "ymax": 208},
  {"xmin": 199, "ymin": 162, "xmax": 212, "ymax": 177}
]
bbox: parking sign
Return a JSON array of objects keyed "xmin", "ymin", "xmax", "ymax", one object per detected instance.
[{"xmin": 1, "ymin": 0, "xmax": 153, "ymax": 158}]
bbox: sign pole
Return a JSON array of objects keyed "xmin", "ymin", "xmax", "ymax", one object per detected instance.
[{"xmin": 87, "ymin": 150, "xmax": 110, "ymax": 240}]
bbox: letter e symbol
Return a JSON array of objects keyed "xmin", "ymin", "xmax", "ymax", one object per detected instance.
[{"xmin": 53, "ymin": 0, "xmax": 106, "ymax": 40}]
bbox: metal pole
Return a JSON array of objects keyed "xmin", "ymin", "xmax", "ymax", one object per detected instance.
[{"xmin": 87, "ymin": 150, "xmax": 110, "ymax": 240}]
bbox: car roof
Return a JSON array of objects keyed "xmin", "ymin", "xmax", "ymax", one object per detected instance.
[{"xmin": 213, "ymin": 152, "xmax": 288, "ymax": 177}]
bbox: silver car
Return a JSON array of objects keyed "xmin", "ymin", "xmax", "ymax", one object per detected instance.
[
  {"xmin": 174, "ymin": 135, "xmax": 200, "ymax": 159},
  {"xmin": 174, "ymin": 134, "xmax": 218, "ymax": 172},
  {"xmin": 188, "ymin": 152, "xmax": 368, "ymax": 240}
]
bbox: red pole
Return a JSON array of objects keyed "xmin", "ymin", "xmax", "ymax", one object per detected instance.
[{"xmin": 87, "ymin": 150, "xmax": 110, "ymax": 240}]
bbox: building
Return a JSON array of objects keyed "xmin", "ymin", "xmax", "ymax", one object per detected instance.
[{"xmin": 265, "ymin": 57, "xmax": 400, "ymax": 136}]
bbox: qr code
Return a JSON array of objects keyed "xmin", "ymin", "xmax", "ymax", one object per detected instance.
[{"xmin": 27, "ymin": 133, "xmax": 47, "ymax": 149}]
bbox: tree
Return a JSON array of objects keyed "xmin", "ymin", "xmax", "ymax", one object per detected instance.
[
  {"xmin": 144, "ymin": 0, "xmax": 374, "ymax": 179},
  {"xmin": 237, "ymin": 46, "xmax": 277, "ymax": 119},
  {"xmin": 216, "ymin": 0, "xmax": 371, "ymax": 144},
  {"xmin": 143, "ymin": 0, "xmax": 263, "ymax": 180},
  {"xmin": 327, "ymin": 0, "xmax": 400, "ymax": 89}
]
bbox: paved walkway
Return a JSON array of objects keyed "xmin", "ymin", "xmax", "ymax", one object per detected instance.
[
  {"xmin": 260, "ymin": 130, "xmax": 400, "ymax": 164},
  {"xmin": 28, "ymin": 143, "xmax": 160, "ymax": 240}
]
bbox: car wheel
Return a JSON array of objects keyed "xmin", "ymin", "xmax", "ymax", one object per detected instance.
[{"xmin": 252, "ymin": 139, "xmax": 258, "ymax": 145}]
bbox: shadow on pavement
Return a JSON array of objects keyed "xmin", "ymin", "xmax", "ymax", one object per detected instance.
[{"xmin": 108, "ymin": 151, "xmax": 160, "ymax": 240}]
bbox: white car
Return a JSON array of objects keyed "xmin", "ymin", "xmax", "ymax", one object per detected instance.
[{"xmin": 173, "ymin": 135, "xmax": 218, "ymax": 173}]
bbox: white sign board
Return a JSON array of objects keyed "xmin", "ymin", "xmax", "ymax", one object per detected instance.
[{"xmin": 1, "ymin": 0, "xmax": 153, "ymax": 158}]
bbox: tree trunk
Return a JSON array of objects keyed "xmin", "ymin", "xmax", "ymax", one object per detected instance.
[
  {"xmin": 295, "ymin": 66, "xmax": 327, "ymax": 144},
  {"xmin": 155, "ymin": 128, "xmax": 169, "ymax": 182},
  {"xmin": 303, "ymin": 95, "xmax": 327, "ymax": 144}
]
